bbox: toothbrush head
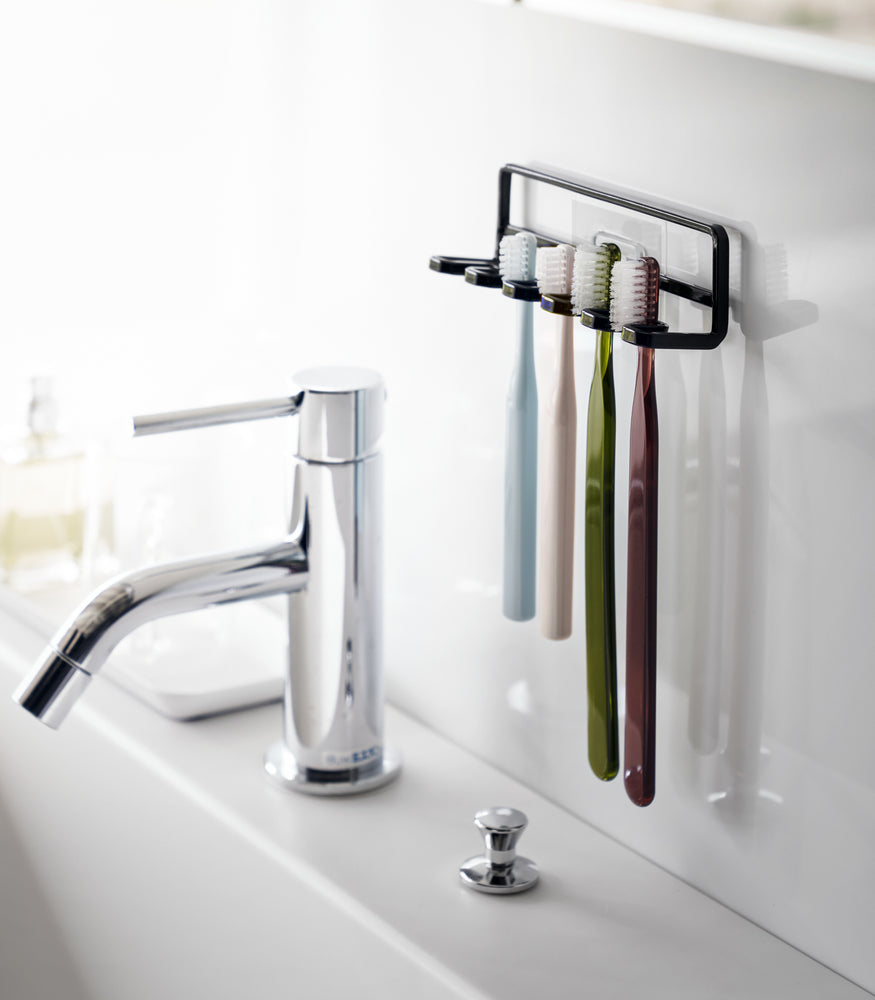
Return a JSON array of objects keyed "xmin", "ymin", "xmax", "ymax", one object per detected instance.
[
  {"xmin": 536, "ymin": 244, "xmax": 575, "ymax": 298},
  {"xmin": 499, "ymin": 231, "xmax": 539, "ymax": 282},
  {"xmin": 571, "ymin": 243, "xmax": 619, "ymax": 315},
  {"xmin": 609, "ymin": 257, "xmax": 660, "ymax": 332}
]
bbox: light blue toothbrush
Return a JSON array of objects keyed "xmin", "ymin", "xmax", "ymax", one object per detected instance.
[{"xmin": 499, "ymin": 231, "xmax": 539, "ymax": 621}]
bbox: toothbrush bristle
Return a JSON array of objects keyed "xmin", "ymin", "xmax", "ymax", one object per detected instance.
[
  {"xmin": 610, "ymin": 257, "xmax": 660, "ymax": 331},
  {"xmin": 499, "ymin": 231, "xmax": 538, "ymax": 282},
  {"xmin": 536, "ymin": 244, "xmax": 575, "ymax": 297},
  {"xmin": 571, "ymin": 244, "xmax": 615, "ymax": 314},
  {"xmin": 643, "ymin": 258, "xmax": 660, "ymax": 321}
]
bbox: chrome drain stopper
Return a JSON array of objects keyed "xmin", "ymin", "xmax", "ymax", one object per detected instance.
[{"xmin": 459, "ymin": 807, "xmax": 539, "ymax": 894}]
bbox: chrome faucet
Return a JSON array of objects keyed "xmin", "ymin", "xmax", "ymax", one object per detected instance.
[{"xmin": 13, "ymin": 367, "xmax": 400, "ymax": 795}]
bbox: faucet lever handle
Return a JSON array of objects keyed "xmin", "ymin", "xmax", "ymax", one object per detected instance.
[
  {"xmin": 133, "ymin": 368, "xmax": 384, "ymax": 462},
  {"xmin": 133, "ymin": 395, "xmax": 304, "ymax": 437}
]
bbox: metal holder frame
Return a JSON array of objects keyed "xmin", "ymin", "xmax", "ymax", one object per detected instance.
[{"xmin": 430, "ymin": 163, "xmax": 730, "ymax": 350}]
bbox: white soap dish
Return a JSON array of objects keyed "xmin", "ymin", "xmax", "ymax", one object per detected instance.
[{"xmin": 0, "ymin": 586, "xmax": 285, "ymax": 720}]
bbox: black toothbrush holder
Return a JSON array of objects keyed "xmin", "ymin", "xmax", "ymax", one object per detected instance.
[{"xmin": 429, "ymin": 163, "xmax": 730, "ymax": 350}]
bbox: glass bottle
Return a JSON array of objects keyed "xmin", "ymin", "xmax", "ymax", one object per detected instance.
[{"xmin": 0, "ymin": 377, "xmax": 87, "ymax": 590}]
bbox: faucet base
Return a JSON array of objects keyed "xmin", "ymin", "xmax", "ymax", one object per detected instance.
[{"xmin": 263, "ymin": 742, "xmax": 401, "ymax": 796}]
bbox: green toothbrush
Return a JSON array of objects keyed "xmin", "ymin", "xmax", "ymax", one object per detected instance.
[{"xmin": 574, "ymin": 243, "xmax": 621, "ymax": 781}]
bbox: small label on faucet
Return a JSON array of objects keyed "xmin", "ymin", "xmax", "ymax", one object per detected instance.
[{"xmin": 322, "ymin": 745, "xmax": 381, "ymax": 768}]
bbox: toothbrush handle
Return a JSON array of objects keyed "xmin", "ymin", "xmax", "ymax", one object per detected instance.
[
  {"xmin": 503, "ymin": 300, "xmax": 538, "ymax": 621},
  {"xmin": 584, "ymin": 330, "xmax": 618, "ymax": 780},
  {"xmin": 625, "ymin": 346, "xmax": 658, "ymax": 806},
  {"xmin": 539, "ymin": 314, "xmax": 577, "ymax": 640}
]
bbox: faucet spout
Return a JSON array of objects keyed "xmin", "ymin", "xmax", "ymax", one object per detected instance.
[
  {"xmin": 13, "ymin": 652, "xmax": 94, "ymax": 730},
  {"xmin": 13, "ymin": 535, "xmax": 308, "ymax": 728}
]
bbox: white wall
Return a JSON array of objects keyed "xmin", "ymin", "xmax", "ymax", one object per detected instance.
[{"xmin": 1, "ymin": 0, "xmax": 873, "ymax": 991}]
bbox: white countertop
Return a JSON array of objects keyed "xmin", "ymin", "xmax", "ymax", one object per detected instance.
[{"xmin": 0, "ymin": 603, "xmax": 869, "ymax": 1000}]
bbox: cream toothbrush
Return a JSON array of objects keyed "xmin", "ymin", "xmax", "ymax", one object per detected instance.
[
  {"xmin": 536, "ymin": 243, "xmax": 577, "ymax": 640},
  {"xmin": 611, "ymin": 256, "xmax": 661, "ymax": 807},
  {"xmin": 573, "ymin": 242, "xmax": 621, "ymax": 781},
  {"xmin": 498, "ymin": 231, "xmax": 539, "ymax": 621}
]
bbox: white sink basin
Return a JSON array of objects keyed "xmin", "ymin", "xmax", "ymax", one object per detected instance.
[{"xmin": 0, "ymin": 604, "xmax": 868, "ymax": 1000}]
